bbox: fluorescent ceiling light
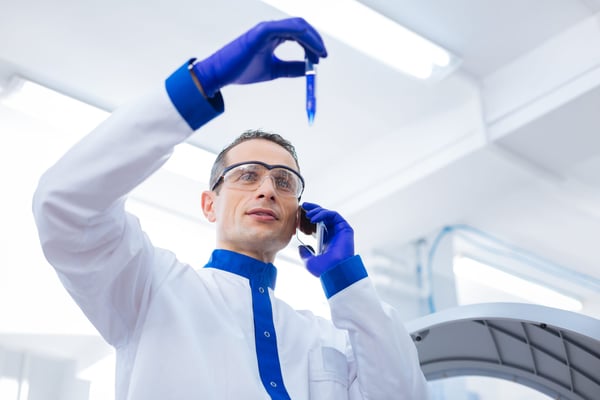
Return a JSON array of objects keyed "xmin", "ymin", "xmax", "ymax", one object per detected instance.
[
  {"xmin": 0, "ymin": 77, "xmax": 214, "ymax": 183},
  {"xmin": 0, "ymin": 77, "xmax": 109, "ymax": 133},
  {"xmin": 261, "ymin": 0, "xmax": 460, "ymax": 79},
  {"xmin": 454, "ymin": 256, "xmax": 583, "ymax": 311}
]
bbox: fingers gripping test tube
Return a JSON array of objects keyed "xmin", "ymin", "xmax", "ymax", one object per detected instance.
[{"xmin": 305, "ymin": 58, "xmax": 316, "ymax": 125}]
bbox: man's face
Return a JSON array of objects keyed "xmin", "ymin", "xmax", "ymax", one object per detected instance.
[{"xmin": 201, "ymin": 139, "xmax": 300, "ymax": 262}]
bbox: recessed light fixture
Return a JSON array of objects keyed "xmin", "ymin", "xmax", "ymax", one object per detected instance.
[{"xmin": 261, "ymin": 0, "xmax": 460, "ymax": 80}]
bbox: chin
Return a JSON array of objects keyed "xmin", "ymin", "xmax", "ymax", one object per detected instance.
[
  {"xmin": 242, "ymin": 223, "xmax": 293, "ymax": 244},
  {"xmin": 254, "ymin": 233, "xmax": 291, "ymax": 251}
]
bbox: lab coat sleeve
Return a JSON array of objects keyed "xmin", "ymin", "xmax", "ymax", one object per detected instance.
[
  {"xmin": 322, "ymin": 256, "xmax": 429, "ymax": 400},
  {"xmin": 32, "ymin": 61, "xmax": 223, "ymax": 347}
]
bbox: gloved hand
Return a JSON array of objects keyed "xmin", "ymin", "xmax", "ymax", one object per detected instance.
[
  {"xmin": 192, "ymin": 18, "xmax": 327, "ymax": 97},
  {"xmin": 299, "ymin": 202, "xmax": 355, "ymax": 277}
]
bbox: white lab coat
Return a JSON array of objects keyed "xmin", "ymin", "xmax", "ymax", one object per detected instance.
[{"xmin": 32, "ymin": 64, "xmax": 429, "ymax": 400}]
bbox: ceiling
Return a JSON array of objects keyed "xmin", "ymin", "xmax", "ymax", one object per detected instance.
[{"xmin": 1, "ymin": 0, "xmax": 600, "ymax": 397}]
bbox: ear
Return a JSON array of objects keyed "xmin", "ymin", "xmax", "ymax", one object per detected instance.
[
  {"xmin": 201, "ymin": 190, "xmax": 217, "ymax": 223},
  {"xmin": 295, "ymin": 205, "xmax": 301, "ymax": 229}
]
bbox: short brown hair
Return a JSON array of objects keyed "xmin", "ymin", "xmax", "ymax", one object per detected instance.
[{"xmin": 209, "ymin": 129, "xmax": 300, "ymax": 191}]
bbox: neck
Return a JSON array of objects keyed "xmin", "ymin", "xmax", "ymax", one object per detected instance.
[{"xmin": 217, "ymin": 244, "xmax": 277, "ymax": 263}]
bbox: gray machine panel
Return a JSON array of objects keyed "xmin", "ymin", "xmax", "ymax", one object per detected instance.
[{"xmin": 405, "ymin": 303, "xmax": 600, "ymax": 400}]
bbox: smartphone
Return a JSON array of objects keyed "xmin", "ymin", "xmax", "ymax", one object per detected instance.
[{"xmin": 297, "ymin": 207, "xmax": 326, "ymax": 255}]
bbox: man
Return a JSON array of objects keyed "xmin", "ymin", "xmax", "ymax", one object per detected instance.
[{"xmin": 33, "ymin": 18, "xmax": 429, "ymax": 399}]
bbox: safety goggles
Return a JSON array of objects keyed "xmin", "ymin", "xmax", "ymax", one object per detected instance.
[{"xmin": 211, "ymin": 161, "xmax": 305, "ymax": 199}]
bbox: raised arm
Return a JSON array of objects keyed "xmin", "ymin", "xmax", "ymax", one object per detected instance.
[
  {"xmin": 31, "ymin": 81, "xmax": 219, "ymax": 346},
  {"xmin": 32, "ymin": 18, "xmax": 328, "ymax": 347}
]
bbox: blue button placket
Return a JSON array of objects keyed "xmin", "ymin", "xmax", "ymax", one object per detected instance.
[
  {"xmin": 204, "ymin": 250, "xmax": 291, "ymax": 400},
  {"xmin": 250, "ymin": 276, "xmax": 291, "ymax": 400}
]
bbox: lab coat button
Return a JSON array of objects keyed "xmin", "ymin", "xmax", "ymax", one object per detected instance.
[
  {"xmin": 264, "ymin": 331, "xmax": 271, "ymax": 338},
  {"xmin": 270, "ymin": 381, "xmax": 277, "ymax": 387},
  {"xmin": 258, "ymin": 287, "xmax": 265, "ymax": 293}
]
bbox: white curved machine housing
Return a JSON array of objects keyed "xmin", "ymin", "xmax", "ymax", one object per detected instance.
[{"xmin": 405, "ymin": 303, "xmax": 600, "ymax": 400}]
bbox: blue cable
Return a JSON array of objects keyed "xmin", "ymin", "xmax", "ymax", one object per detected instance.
[{"xmin": 426, "ymin": 227, "xmax": 453, "ymax": 313}]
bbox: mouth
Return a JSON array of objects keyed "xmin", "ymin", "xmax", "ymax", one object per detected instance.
[{"xmin": 246, "ymin": 208, "xmax": 279, "ymax": 221}]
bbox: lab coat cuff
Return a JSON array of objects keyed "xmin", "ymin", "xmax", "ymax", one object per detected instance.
[
  {"xmin": 165, "ymin": 59, "xmax": 224, "ymax": 130},
  {"xmin": 321, "ymin": 255, "xmax": 368, "ymax": 299}
]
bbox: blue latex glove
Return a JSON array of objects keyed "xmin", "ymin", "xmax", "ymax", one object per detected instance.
[
  {"xmin": 299, "ymin": 202, "xmax": 355, "ymax": 277},
  {"xmin": 192, "ymin": 18, "xmax": 327, "ymax": 97}
]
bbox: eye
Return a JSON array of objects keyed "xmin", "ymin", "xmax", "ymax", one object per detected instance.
[
  {"xmin": 275, "ymin": 177, "xmax": 291, "ymax": 190},
  {"xmin": 273, "ymin": 171, "xmax": 295, "ymax": 192},
  {"xmin": 237, "ymin": 170, "xmax": 259, "ymax": 183}
]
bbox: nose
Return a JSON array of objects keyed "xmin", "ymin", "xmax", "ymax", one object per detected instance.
[{"xmin": 255, "ymin": 174, "xmax": 277, "ymax": 199}]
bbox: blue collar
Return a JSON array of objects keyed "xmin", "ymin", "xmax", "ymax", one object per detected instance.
[{"xmin": 204, "ymin": 249, "xmax": 278, "ymax": 290}]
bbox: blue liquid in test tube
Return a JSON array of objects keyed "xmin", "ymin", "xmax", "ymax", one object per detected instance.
[{"xmin": 305, "ymin": 58, "xmax": 316, "ymax": 125}]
